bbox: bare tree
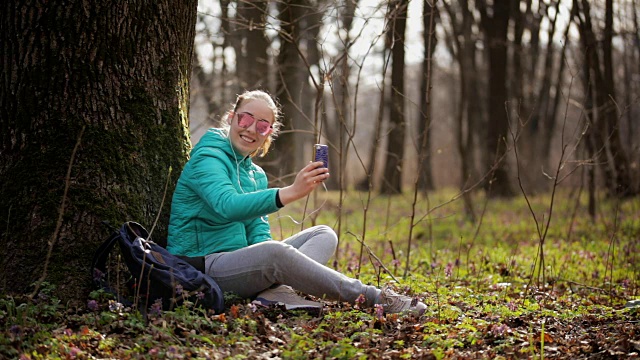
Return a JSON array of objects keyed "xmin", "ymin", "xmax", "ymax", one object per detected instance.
[
  {"xmin": 326, "ymin": 0, "xmax": 359, "ymax": 191},
  {"xmin": 236, "ymin": 1, "xmax": 271, "ymax": 90},
  {"xmin": 381, "ymin": 0, "xmax": 409, "ymax": 194},
  {"xmin": 324, "ymin": 0, "xmax": 360, "ymax": 263},
  {"xmin": 355, "ymin": 5, "xmax": 393, "ymax": 193},
  {"xmin": 515, "ymin": 1, "xmax": 568, "ymax": 193},
  {"xmin": 535, "ymin": 1, "xmax": 568, "ymax": 180},
  {"xmin": 441, "ymin": 0, "xmax": 483, "ymax": 220},
  {"xmin": 416, "ymin": 0, "xmax": 439, "ymax": 191},
  {"xmin": 621, "ymin": 0, "xmax": 637, "ymax": 153},
  {"xmin": 573, "ymin": 0, "xmax": 637, "ymax": 197},
  {"xmin": 269, "ymin": 0, "xmax": 308, "ymax": 179},
  {"xmin": 477, "ymin": 0, "xmax": 515, "ymax": 197},
  {"xmin": 265, "ymin": 0, "xmax": 327, "ymax": 180}
]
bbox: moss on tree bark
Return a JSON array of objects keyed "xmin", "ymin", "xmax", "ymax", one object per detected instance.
[{"xmin": 0, "ymin": 0, "xmax": 197, "ymax": 304}]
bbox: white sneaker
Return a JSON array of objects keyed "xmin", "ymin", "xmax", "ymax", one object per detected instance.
[
  {"xmin": 254, "ymin": 285, "xmax": 322, "ymax": 310},
  {"xmin": 378, "ymin": 286, "xmax": 426, "ymax": 315}
]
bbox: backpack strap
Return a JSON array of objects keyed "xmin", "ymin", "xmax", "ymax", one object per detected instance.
[
  {"xmin": 91, "ymin": 229, "xmax": 120, "ymax": 285},
  {"xmin": 90, "ymin": 226, "xmax": 136, "ymax": 306}
]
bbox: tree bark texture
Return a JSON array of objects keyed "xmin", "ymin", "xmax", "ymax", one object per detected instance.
[{"xmin": 0, "ymin": 0, "xmax": 196, "ymax": 301}]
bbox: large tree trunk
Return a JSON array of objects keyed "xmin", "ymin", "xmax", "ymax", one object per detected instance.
[
  {"xmin": 0, "ymin": 0, "xmax": 196, "ymax": 302},
  {"xmin": 381, "ymin": 0, "xmax": 409, "ymax": 194}
]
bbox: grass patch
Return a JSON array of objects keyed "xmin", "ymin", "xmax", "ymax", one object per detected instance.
[{"xmin": 2, "ymin": 190, "xmax": 639, "ymax": 359}]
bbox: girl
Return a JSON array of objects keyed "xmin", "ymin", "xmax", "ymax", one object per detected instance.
[{"xmin": 167, "ymin": 90, "xmax": 425, "ymax": 315}]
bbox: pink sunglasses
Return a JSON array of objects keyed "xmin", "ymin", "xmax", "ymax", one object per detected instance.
[{"xmin": 237, "ymin": 112, "xmax": 273, "ymax": 136}]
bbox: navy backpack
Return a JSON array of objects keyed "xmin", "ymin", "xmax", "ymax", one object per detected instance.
[{"xmin": 91, "ymin": 221, "xmax": 225, "ymax": 313}]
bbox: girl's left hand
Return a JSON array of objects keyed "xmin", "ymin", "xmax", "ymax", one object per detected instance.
[{"xmin": 278, "ymin": 161, "xmax": 329, "ymax": 205}]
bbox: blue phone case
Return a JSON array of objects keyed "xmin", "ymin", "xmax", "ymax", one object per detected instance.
[{"xmin": 314, "ymin": 144, "xmax": 329, "ymax": 169}]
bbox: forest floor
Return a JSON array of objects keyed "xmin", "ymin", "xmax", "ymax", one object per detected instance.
[{"xmin": 2, "ymin": 190, "xmax": 639, "ymax": 359}]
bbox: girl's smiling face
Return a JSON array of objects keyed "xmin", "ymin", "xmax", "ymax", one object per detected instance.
[{"xmin": 228, "ymin": 98, "xmax": 275, "ymax": 157}]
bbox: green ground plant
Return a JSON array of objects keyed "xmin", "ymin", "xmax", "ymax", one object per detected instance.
[{"xmin": 1, "ymin": 190, "xmax": 639, "ymax": 359}]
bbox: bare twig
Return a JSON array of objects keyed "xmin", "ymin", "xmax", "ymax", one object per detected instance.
[
  {"xmin": 405, "ymin": 0, "xmax": 438, "ymax": 278},
  {"xmin": 347, "ymin": 231, "xmax": 400, "ymax": 285},
  {"xmin": 603, "ymin": 201, "xmax": 621, "ymax": 305},
  {"xmin": 30, "ymin": 126, "xmax": 85, "ymax": 299},
  {"xmin": 148, "ymin": 166, "xmax": 173, "ymax": 240}
]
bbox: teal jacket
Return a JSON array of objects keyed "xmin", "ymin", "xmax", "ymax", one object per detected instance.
[{"xmin": 167, "ymin": 128, "xmax": 281, "ymax": 257}]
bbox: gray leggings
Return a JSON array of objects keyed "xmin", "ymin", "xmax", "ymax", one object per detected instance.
[{"xmin": 204, "ymin": 225, "xmax": 380, "ymax": 307}]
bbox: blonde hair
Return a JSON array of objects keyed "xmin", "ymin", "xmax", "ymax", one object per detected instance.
[{"xmin": 227, "ymin": 90, "xmax": 283, "ymax": 158}]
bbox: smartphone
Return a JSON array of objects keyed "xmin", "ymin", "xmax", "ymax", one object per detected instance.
[{"xmin": 314, "ymin": 144, "xmax": 329, "ymax": 170}]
